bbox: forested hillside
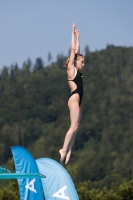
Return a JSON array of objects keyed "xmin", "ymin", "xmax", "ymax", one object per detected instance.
[{"xmin": 1, "ymin": 45, "xmax": 133, "ymax": 199}]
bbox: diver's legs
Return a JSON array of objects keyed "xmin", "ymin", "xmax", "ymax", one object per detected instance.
[
  {"xmin": 65, "ymin": 107, "xmax": 82, "ymax": 164},
  {"xmin": 59, "ymin": 94, "xmax": 80, "ymax": 163}
]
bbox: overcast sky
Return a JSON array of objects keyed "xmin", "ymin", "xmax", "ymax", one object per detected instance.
[{"xmin": 0, "ymin": 0, "xmax": 133, "ymax": 69}]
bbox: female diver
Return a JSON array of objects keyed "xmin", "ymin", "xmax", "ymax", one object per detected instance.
[{"xmin": 59, "ymin": 23, "xmax": 85, "ymax": 164}]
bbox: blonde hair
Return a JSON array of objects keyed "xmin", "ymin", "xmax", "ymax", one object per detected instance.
[{"xmin": 64, "ymin": 53, "xmax": 84, "ymax": 68}]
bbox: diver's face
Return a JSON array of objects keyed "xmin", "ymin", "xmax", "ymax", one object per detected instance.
[{"xmin": 77, "ymin": 58, "xmax": 85, "ymax": 70}]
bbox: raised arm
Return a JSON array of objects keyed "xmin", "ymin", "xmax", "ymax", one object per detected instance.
[
  {"xmin": 75, "ymin": 30, "xmax": 80, "ymax": 54},
  {"xmin": 67, "ymin": 24, "xmax": 76, "ymax": 70}
]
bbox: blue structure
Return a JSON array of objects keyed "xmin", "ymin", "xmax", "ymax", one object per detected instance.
[
  {"xmin": 11, "ymin": 146, "xmax": 44, "ymax": 200},
  {"xmin": 36, "ymin": 158, "xmax": 79, "ymax": 200}
]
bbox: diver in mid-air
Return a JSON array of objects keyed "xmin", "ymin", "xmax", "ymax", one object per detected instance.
[{"xmin": 59, "ymin": 23, "xmax": 85, "ymax": 164}]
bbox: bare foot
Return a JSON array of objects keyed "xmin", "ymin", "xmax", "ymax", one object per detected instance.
[
  {"xmin": 59, "ymin": 149, "xmax": 66, "ymax": 163},
  {"xmin": 65, "ymin": 150, "xmax": 72, "ymax": 165}
]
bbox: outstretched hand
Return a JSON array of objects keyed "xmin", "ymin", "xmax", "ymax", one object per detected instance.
[
  {"xmin": 75, "ymin": 30, "xmax": 80, "ymax": 38},
  {"xmin": 71, "ymin": 23, "xmax": 80, "ymax": 38},
  {"xmin": 72, "ymin": 23, "xmax": 76, "ymax": 34}
]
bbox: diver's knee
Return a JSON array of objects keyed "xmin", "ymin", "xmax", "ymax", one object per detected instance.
[{"xmin": 71, "ymin": 123, "xmax": 79, "ymax": 132}]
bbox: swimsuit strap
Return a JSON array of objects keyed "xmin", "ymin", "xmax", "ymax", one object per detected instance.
[{"xmin": 67, "ymin": 70, "xmax": 79, "ymax": 81}]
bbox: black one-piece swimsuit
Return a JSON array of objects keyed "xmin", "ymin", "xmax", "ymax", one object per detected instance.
[{"xmin": 68, "ymin": 70, "xmax": 83, "ymax": 106}]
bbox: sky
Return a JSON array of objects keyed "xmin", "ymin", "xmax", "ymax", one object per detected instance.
[{"xmin": 0, "ymin": 0, "xmax": 133, "ymax": 69}]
